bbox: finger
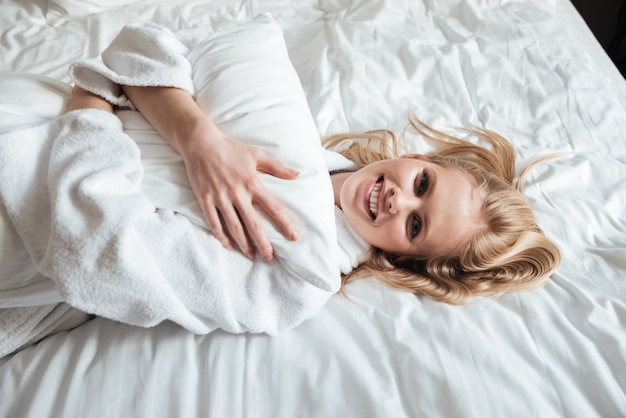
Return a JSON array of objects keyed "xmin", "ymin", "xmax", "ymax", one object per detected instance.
[
  {"xmin": 219, "ymin": 203, "xmax": 255, "ymax": 259},
  {"xmin": 255, "ymin": 190, "xmax": 298, "ymax": 242},
  {"xmin": 199, "ymin": 198, "xmax": 234, "ymax": 251},
  {"xmin": 256, "ymin": 151, "xmax": 300, "ymax": 180},
  {"xmin": 236, "ymin": 202, "xmax": 274, "ymax": 262}
]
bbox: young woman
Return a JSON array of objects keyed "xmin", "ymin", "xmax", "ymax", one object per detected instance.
[
  {"xmin": 0, "ymin": 82, "xmax": 561, "ymax": 358},
  {"xmin": 110, "ymin": 83, "xmax": 561, "ymax": 305},
  {"xmin": 62, "ymin": 19, "xmax": 560, "ymax": 306}
]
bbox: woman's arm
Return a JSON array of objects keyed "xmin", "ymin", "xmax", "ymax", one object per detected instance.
[
  {"xmin": 65, "ymin": 86, "xmax": 113, "ymax": 113},
  {"xmin": 122, "ymin": 85, "xmax": 299, "ymax": 262}
]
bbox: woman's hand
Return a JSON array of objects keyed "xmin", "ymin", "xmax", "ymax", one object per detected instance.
[
  {"xmin": 122, "ymin": 86, "xmax": 299, "ymax": 261},
  {"xmin": 181, "ymin": 122, "xmax": 299, "ymax": 261}
]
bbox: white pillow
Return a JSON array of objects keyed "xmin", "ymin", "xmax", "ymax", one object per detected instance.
[{"xmin": 107, "ymin": 14, "xmax": 340, "ymax": 291}]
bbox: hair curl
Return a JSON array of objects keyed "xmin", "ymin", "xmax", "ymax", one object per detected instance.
[{"xmin": 322, "ymin": 116, "xmax": 561, "ymax": 304}]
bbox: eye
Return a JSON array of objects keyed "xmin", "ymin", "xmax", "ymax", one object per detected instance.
[
  {"xmin": 416, "ymin": 171, "xmax": 428, "ymax": 196},
  {"xmin": 409, "ymin": 214, "xmax": 421, "ymax": 239}
]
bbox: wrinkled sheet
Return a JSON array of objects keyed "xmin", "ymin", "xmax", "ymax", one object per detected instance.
[{"xmin": 1, "ymin": 0, "xmax": 625, "ymax": 417}]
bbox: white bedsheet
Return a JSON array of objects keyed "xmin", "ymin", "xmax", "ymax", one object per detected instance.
[{"xmin": 1, "ymin": 0, "xmax": 625, "ymax": 417}]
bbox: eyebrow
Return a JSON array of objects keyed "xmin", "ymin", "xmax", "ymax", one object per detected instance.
[{"xmin": 416, "ymin": 167, "xmax": 437, "ymax": 251}]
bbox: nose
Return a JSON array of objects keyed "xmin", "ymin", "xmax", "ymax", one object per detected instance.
[{"xmin": 388, "ymin": 186, "xmax": 414, "ymax": 215}]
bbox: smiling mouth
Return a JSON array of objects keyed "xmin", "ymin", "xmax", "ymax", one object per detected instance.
[{"xmin": 368, "ymin": 177, "xmax": 383, "ymax": 220}]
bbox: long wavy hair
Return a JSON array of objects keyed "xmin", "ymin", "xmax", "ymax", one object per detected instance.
[{"xmin": 322, "ymin": 116, "xmax": 561, "ymax": 304}]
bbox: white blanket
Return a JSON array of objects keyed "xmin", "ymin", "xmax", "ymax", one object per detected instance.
[{"xmin": 1, "ymin": 0, "xmax": 626, "ymax": 416}]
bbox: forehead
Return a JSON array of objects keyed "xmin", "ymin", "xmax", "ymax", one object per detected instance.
[{"xmin": 414, "ymin": 162, "xmax": 485, "ymax": 258}]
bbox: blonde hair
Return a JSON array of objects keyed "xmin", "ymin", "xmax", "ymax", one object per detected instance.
[{"xmin": 322, "ymin": 116, "xmax": 561, "ymax": 304}]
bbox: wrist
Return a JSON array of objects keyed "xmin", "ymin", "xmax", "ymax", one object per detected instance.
[
  {"xmin": 174, "ymin": 113, "xmax": 225, "ymax": 157},
  {"xmin": 66, "ymin": 86, "xmax": 113, "ymax": 113}
]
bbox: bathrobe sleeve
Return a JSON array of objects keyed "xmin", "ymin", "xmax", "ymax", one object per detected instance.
[{"xmin": 0, "ymin": 109, "xmax": 333, "ymax": 335}]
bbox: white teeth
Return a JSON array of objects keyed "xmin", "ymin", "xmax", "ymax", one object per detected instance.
[{"xmin": 369, "ymin": 181, "xmax": 381, "ymax": 217}]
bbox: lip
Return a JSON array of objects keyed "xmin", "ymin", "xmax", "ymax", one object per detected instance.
[
  {"xmin": 362, "ymin": 176, "xmax": 384, "ymax": 220},
  {"xmin": 363, "ymin": 178, "xmax": 377, "ymax": 220}
]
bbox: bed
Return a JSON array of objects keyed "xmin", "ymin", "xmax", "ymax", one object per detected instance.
[{"xmin": 1, "ymin": 0, "xmax": 625, "ymax": 416}]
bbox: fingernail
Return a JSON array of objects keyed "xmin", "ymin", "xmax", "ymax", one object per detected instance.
[
  {"xmin": 290, "ymin": 231, "xmax": 298, "ymax": 241},
  {"xmin": 264, "ymin": 252, "xmax": 273, "ymax": 262}
]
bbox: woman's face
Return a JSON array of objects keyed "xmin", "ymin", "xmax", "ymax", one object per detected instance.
[{"xmin": 338, "ymin": 155, "xmax": 486, "ymax": 258}]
